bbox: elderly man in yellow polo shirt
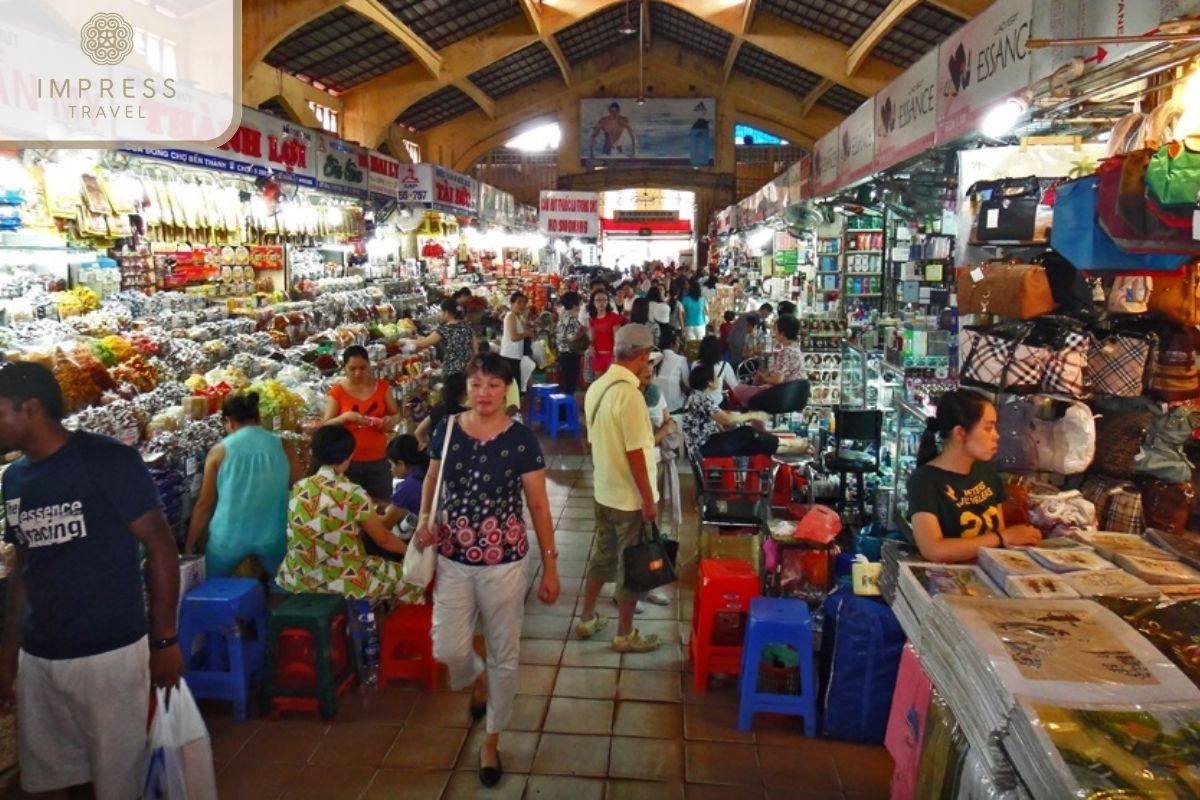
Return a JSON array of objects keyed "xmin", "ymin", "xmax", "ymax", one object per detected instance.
[{"xmin": 576, "ymin": 323, "xmax": 663, "ymax": 653}]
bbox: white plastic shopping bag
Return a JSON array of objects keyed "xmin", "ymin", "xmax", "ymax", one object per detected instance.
[
  {"xmin": 402, "ymin": 415, "xmax": 455, "ymax": 588},
  {"xmin": 142, "ymin": 680, "xmax": 218, "ymax": 800}
]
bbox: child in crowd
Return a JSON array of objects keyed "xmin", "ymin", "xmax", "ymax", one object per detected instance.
[{"xmin": 719, "ymin": 311, "xmax": 735, "ymax": 361}]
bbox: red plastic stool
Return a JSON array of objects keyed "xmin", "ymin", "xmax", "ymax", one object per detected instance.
[
  {"xmin": 689, "ymin": 558, "xmax": 761, "ymax": 693},
  {"xmin": 379, "ymin": 603, "xmax": 439, "ymax": 690},
  {"xmin": 263, "ymin": 593, "xmax": 356, "ymax": 719}
]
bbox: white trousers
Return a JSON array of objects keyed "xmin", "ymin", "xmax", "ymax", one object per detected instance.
[
  {"xmin": 432, "ymin": 557, "xmax": 527, "ymax": 735},
  {"xmin": 684, "ymin": 325, "xmax": 706, "ymax": 342}
]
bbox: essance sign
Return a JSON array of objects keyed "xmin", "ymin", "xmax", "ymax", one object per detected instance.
[
  {"xmin": 838, "ymin": 97, "xmax": 875, "ymax": 186},
  {"xmin": 812, "ymin": 129, "xmax": 841, "ymax": 197},
  {"xmin": 875, "ymin": 49, "xmax": 938, "ymax": 172},
  {"xmin": 538, "ymin": 191, "xmax": 600, "ymax": 237},
  {"xmin": 936, "ymin": 0, "xmax": 1034, "ymax": 144}
]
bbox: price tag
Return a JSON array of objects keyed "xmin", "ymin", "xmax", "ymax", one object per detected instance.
[
  {"xmin": 985, "ymin": 209, "xmax": 1000, "ymax": 229},
  {"xmin": 970, "ymin": 268, "xmax": 985, "ymax": 283},
  {"xmin": 1193, "ymin": 209, "xmax": 1200, "ymax": 240}
]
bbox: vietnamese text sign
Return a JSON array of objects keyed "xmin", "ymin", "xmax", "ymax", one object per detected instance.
[
  {"xmin": 875, "ymin": 50, "xmax": 938, "ymax": 172},
  {"xmin": 0, "ymin": 0, "xmax": 238, "ymax": 145},
  {"xmin": 839, "ymin": 97, "xmax": 875, "ymax": 186},
  {"xmin": 936, "ymin": 0, "xmax": 1034, "ymax": 144},
  {"xmin": 395, "ymin": 163, "xmax": 474, "ymax": 214},
  {"xmin": 368, "ymin": 152, "xmax": 401, "ymax": 199},
  {"xmin": 539, "ymin": 191, "xmax": 600, "ymax": 237},
  {"xmin": 812, "ymin": 129, "xmax": 841, "ymax": 197},
  {"xmin": 580, "ymin": 98, "xmax": 716, "ymax": 167},
  {"xmin": 314, "ymin": 133, "xmax": 368, "ymax": 197}
]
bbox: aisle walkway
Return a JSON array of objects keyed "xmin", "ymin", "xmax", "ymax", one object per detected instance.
[{"xmin": 200, "ymin": 435, "xmax": 892, "ymax": 799}]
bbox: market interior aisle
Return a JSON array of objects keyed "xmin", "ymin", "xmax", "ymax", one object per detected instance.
[{"xmin": 156, "ymin": 435, "xmax": 891, "ymax": 800}]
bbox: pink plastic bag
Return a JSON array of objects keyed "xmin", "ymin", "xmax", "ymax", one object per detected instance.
[
  {"xmin": 885, "ymin": 645, "xmax": 933, "ymax": 800},
  {"xmin": 788, "ymin": 504, "xmax": 842, "ymax": 545}
]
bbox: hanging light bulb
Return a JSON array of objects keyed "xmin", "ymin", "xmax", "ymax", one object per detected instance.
[{"xmin": 618, "ymin": 0, "xmax": 637, "ymax": 35}]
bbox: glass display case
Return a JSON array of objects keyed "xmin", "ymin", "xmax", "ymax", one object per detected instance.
[
  {"xmin": 884, "ymin": 399, "xmax": 929, "ymax": 536},
  {"xmin": 840, "ymin": 343, "xmax": 868, "ymax": 408}
]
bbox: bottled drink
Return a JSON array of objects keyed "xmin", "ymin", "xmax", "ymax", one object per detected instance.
[{"xmin": 356, "ymin": 601, "xmax": 380, "ymax": 690}]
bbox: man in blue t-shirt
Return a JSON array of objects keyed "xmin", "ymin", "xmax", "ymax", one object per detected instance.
[{"xmin": 0, "ymin": 362, "xmax": 183, "ymax": 799}]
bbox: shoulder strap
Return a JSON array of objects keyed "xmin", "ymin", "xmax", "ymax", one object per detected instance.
[
  {"xmin": 430, "ymin": 414, "xmax": 456, "ymax": 515},
  {"xmin": 588, "ymin": 379, "xmax": 627, "ymax": 430}
]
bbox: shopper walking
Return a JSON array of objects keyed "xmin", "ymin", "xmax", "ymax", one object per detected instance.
[
  {"xmin": 186, "ymin": 391, "xmax": 296, "ymax": 580},
  {"xmin": 681, "ymin": 279, "xmax": 708, "ymax": 341},
  {"xmin": 412, "ymin": 353, "xmax": 559, "ymax": 788},
  {"xmin": 397, "ymin": 298, "xmax": 477, "ymax": 378},
  {"xmin": 415, "ymin": 372, "xmax": 468, "ymax": 450},
  {"xmin": 555, "ymin": 292, "xmax": 586, "ymax": 395},
  {"xmin": 0, "ymin": 362, "xmax": 183, "ymax": 800},
  {"xmin": 500, "ymin": 292, "xmax": 532, "ymax": 394},
  {"xmin": 586, "ymin": 288, "xmax": 622, "ymax": 378},
  {"xmin": 323, "ymin": 345, "xmax": 400, "ymax": 503},
  {"xmin": 577, "ymin": 324, "xmax": 663, "ymax": 653}
]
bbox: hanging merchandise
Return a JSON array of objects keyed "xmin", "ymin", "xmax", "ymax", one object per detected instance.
[
  {"xmin": 1091, "ymin": 407, "xmax": 1154, "ymax": 480},
  {"xmin": 955, "ymin": 262, "xmax": 1055, "ymax": 319},
  {"xmin": 1135, "ymin": 477, "xmax": 1196, "ymax": 536},
  {"xmin": 1133, "ymin": 406, "xmax": 1197, "ymax": 485},
  {"xmin": 966, "ymin": 177, "xmax": 1056, "ymax": 245},
  {"xmin": 1148, "ymin": 262, "xmax": 1200, "ymax": 325},
  {"xmin": 1087, "ymin": 331, "xmax": 1153, "ymax": 398},
  {"xmin": 1106, "ymin": 276, "xmax": 1152, "ymax": 314},
  {"xmin": 994, "ymin": 395, "xmax": 1095, "ymax": 476},
  {"xmin": 1076, "ymin": 475, "xmax": 1145, "ymax": 535},
  {"xmin": 1144, "ymin": 137, "xmax": 1200, "ymax": 218}
]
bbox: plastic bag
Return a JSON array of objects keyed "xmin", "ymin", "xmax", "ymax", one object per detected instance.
[
  {"xmin": 402, "ymin": 540, "xmax": 436, "ymax": 587},
  {"xmin": 789, "ymin": 504, "xmax": 841, "ymax": 545},
  {"xmin": 142, "ymin": 681, "xmax": 217, "ymax": 800}
]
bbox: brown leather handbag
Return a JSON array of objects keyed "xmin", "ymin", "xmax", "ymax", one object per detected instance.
[
  {"xmin": 1135, "ymin": 476, "xmax": 1195, "ymax": 535},
  {"xmin": 1091, "ymin": 408, "xmax": 1154, "ymax": 479},
  {"xmin": 1148, "ymin": 262, "xmax": 1200, "ymax": 325},
  {"xmin": 956, "ymin": 264, "xmax": 1056, "ymax": 319}
]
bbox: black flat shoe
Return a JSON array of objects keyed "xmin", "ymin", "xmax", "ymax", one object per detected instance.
[
  {"xmin": 470, "ymin": 699, "xmax": 487, "ymax": 722},
  {"xmin": 479, "ymin": 752, "xmax": 503, "ymax": 788}
]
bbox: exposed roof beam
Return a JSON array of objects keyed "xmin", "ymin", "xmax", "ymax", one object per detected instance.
[
  {"xmin": 740, "ymin": 0, "xmax": 757, "ymax": 35},
  {"xmin": 722, "ymin": 39, "xmax": 742, "ymax": 85},
  {"xmin": 453, "ymin": 78, "xmax": 497, "ymax": 119},
  {"xmin": 799, "ymin": 79, "xmax": 834, "ymax": 116},
  {"xmin": 847, "ymin": 0, "xmax": 919, "ymax": 76},
  {"xmin": 924, "ymin": 0, "xmax": 993, "ymax": 18},
  {"xmin": 642, "ymin": 0, "xmax": 651, "ymax": 44},
  {"xmin": 545, "ymin": 36, "xmax": 573, "ymax": 87},
  {"xmin": 516, "ymin": 0, "xmax": 543, "ymax": 35},
  {"xmin": 343, "ymin": 0, "xmax": 442, "ymax": 78}
]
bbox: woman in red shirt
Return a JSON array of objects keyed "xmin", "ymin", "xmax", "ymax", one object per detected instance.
[
  {"xmin": 323, "ymin": 345, "xmax": 400, "ymax": 503},
  {"xmin": 586, "ymin": 289, "xmax": 621, "ymax": 377}
]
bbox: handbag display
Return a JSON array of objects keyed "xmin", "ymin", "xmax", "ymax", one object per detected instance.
[
  {"xmin": 959, "ymin": 325, "xmax": 1020, "ymax": 392},
  {"xmin": 1107, "ymin": 276, "xmax": 1152, "ymax": 313},
  {"xmin": 994, "ymin": 394, "xmax": 1095, "ymax": 475},
  {"xmin": 1145, "ymin": 137, "xmax": 1200, "ymax": 215},
  {"xmin": 1041, "ymin": 328, "xmax": 1090, "ymax": 399},
  {"xmin": 1077, "ymin": 474, "xmax": 1144, "ymax": 534},
  {"xmin": 1091, "ymin": 408, "xmax": 1154, "ymax": 478},
  {"xmin": 1148, "ymin": 263, "xmax": 1200, "ymax": 325},
  {"xmin": 622, "ymin": 521, "xmax": 679, "ymax": 593},
  {"xmin": 956, "ymin": 263, "xmax": 1056, "ymax": 319},
  {"xmin": 1135, "ymin": 476, "xmax": 1196, "ymax": 535},
  {"xmin": 968, "ymin": 176, "xmax": 1055, "ymax": 244},
  {"xmin": 1150, "ymin": 324, "xmax": 1200, "ymax": 401},
  {"xmin": 1088, "ymin": 332, "xmax": 1152, "ymax": 397},
  {"xmin": 1134, "ymin": 406, "xmax": 1197, "ymax": 484}
]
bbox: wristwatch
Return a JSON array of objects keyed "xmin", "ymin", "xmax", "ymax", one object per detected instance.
[{"xmin": 150, "ymin": 635, "xmax": 179, "ymax": 651}]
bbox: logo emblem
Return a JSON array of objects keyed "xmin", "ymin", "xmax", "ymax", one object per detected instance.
[{"xmin": 80, "ymin": 12, "xmax": 134, "ymax": 66}]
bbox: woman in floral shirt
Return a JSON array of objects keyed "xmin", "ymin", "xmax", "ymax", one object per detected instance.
[
  {"xmin": 398, "ymin": 299, "xmax": 477, "ymax": 378},
  {"xmin": 730, "ymin": 315, "xmax": 807, "ymax": 407},
  {"xmin": 555, "ymin": 292, "xmax": 585, "ymax": 394},
  {"xmin": 276, "ymin": 425, "xmax": 418, "ymax": 599},
  {"xmin": 683, "ymin": 363, "xmax": 811, "ymax": 458}
]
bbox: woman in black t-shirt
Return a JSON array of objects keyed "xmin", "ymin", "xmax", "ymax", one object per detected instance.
[{"xmin": 907, "ymin": 389, "xmax": 1042, "ymax": 563}]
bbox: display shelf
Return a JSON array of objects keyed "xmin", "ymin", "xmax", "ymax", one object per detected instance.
[{"xmin": 845, "ymin": 250, "xmax": 883, "ymax": 255}]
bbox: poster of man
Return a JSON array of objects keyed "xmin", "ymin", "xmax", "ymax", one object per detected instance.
[{"xmin": 580, "ymin": 98, "xmax": 716, "ymax": 167}]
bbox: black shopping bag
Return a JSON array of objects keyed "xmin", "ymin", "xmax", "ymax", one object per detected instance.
[{"xmin": 623, "ymin": 522, "xmax": 679, "ymax": 593}]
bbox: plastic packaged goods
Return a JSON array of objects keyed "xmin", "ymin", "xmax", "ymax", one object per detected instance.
[
  {"xmin": 1113, "ymin": 554, "xmax": 1200, "ymax": 585},
  {"xmin": 1070, "ymin": 530, "xmax": 1180, "ymax": 561},
  {"xmin": 1024, "ymin": 547, "xmax": 1115, "ymax": 574},
  {"xmin": 1003, "ymin": 574, "xmax": 1081, "ymax": 599},
  {"xmin": 1096, "ymin": 596, "xmax": 1200, "ymax": 686},
  {"xmin": 1062, "ymin": 569, "xmax": 1162, "ymax": 598},
  {"xmin": 977, "ymin": 548, "xmax": 1050, "ymax": 587},
  {"xmin": 894, "ymin": 563, "xmax": 1003, "ymax": 644}
]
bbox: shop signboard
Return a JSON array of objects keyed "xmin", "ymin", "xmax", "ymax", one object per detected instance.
[
  {"xmin": 614, "ymin": 209, "xmax": 680, "ymax": 222},
  {"xmin": 812, "ymin": 129, "xmax": 840, "ymax": 197},
  {"xmin": 478, "ymin": 182, "xmax": 516, "ymax": 225},
  {"xmin": 314, "ymin": 133, "xmax": 367, "ymax": 197},
  {"xmin": 580, "ymin": 97, "xmax": 717, "ymax": 167},
  {"xmin": 395, "ymin": 163, "xmax": 475, "ymax": 214},
  {"xmin": 538, "ymin": 190, "xmax": 600, "ymax": 237},
  {"xmin": 935, "ymin": 0, "xmax": 1035, "ymax": 145},
  {"xmin": 786, "ymin": 158, "xmax": 811, "ymax": 203},
  {"xmin": 715, "ymin": 206, "xmax": 735, "ymax": 234},
  {"xmin": 875, "ymin": 50, "xmax": 938, "ymax": 173},
  {"xmin": 838, "ymin": 97, "xmax": 876, "ymax": 186},
  {"xmin": 367, "ymin": 151, "xmax": 401, "ymax": 199},
  {"xmin": 1078, "ymin": 0, "xmax": 1200, "ymax": 64}
]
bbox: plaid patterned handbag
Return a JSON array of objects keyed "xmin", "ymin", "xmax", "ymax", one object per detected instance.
[
  {"xmin": 1088, "ymin": 333, "xmax": 1152, "ymax": 397},
  {"xmin": 1078, "ymin": 474, "xmax": 1144, "ymax": 534},
  {"xmin": 960, "ymin": 324, "xmax": 1049, "ymax": 393},
  {"xmin": 1041, "ymin": 328, "xmax": 1091, "ymax": 399}
]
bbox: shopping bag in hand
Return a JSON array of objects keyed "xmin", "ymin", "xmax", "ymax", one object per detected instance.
[
  {"xmin": 623, "ymin": 522, "xmax": 679, "ymax": 593},
  {"xmin": 142, "ymin": 680, "xmax": 218, "ymax": 800}
]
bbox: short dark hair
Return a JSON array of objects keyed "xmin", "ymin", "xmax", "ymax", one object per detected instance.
[
  {"xmin": 387, "ymin": 434, "xmax": 429, "ymax": 470},
  {"xmin": 646, "ymin": 287, "xmax": 663, "ymax": 303},
  {"xmin": 439, "ymin": 372, "xmax": 468, "ymax": 409},
  {"xmin": 312, "ymin": 424, "xmax": 356, "ymax": 466},
  {"xmin": 777, "ymin": 301, "xmax": 797, "ymax": 317},
  {"xmin": 608, "ymin": 102, "xmax": 620, "ymax": 112},
  {"xmin": 658, "ymin": 327, "xmax": 677, "ymax": 351},
  {"xmin": 0, "ymin": 361, "xmax": 64, "ymax": 421},
  {"xmin": 759, "ymin": 303, "xmax": 774, "ymax": 315},
  {"xmin": 689, "ymin": 363, "xmax": 715, "ymax": 392},
  {"xmin": 468, "ymin": 352, "xmax": 514, "ymax": 384},
  {"xmin": 510, "ymin": 291, "xmax": 526, "ymax": 304},
  {"xmin": 559, "ymin": 291, "xmax": 581, "ymax": 311},
  {"xmin": 723, "ymin": 310, "xmax": 736, "ymax": 322},
  {"xmin": 630, "ymin": 297, "xmax": 650, "ymax": 325},
  {"xmin": 776, "ymin": 315, "xmax": 800, "ymax": 341},
  {"xmin": 343, "ymin": 345, "xmax": 369, "ymax": 366},
  {"xmin": 221, "ymin": 392, "xmax": 260, "ymax": 424},
  {"xmin": 697, "ymin": 335, "xmax": 722, "ymax": 367},
  {"xmin": 440, "ymin": 298, "xmax": 465, "ymax": 319}
]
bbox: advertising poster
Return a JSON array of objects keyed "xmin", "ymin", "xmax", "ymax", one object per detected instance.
[
  {"xmin": 368, "ymin": 151, "xmax": 401, "ymax": 199},
  {"xmin": 539, "ymin": 191, "xmax": 600, "ymax": 237},
  {"xmin": 314, "ymin": 133, "xmax": 368, "ymax": 198},
  {"xmin": 936, "ymin": 0, "xmax": 1035, "ymax": 144},
  {"xmin": 580, "ymin": 98, "xmax": 716, "ymax": 167},
  {"xmin": 812, "ymin": 129, "xmax": 841, "ymax": 197},
  {"xmin": 839, "ymin": 97, "xmax": 875, "ymax": 186},
  {"xmin": 875, "ymin": 50, "xmax": 938, "ymax": 173}
]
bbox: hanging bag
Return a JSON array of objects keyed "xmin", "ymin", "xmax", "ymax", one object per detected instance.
[
  {"xmin": 968, "ymin": 176, "xmax": 1053, "ymax": 244},
  {"xmin": 1091, "ymin": 408, "xmax": 1154, "ymax": 478},
  {"xmin": 1078, "ymin": 474, "xmax": 1145, "ymax": 534},
  {"xmin": 142, "ymin": 682, "xmax": 218, "ymax": 800},
  {"xmin": 1145, "ymin": 137, "xmax": 1200, "ymax": 217},
  {"xmin": 955, "ymin": 263, "xmax": 1056, "ymax": 319},
  {"xmin": 622, "ymin": 520, "xmax": 679, "ymax": 593},
  {"xmin": 993, "ymin": 394, "xmax": 1095, "ymax": 474},
  {"xmin": 402, "ymin": 414, "xmax": 456, "ymax": 587},
  {"xmin": 1088, "ymin": 331, "xmax": 1153, "ymax": 398},
  {"xmin": 1148, "ymin": 262, "xmax": 1200, "ymax": 326},
  {"xmin": 1134, "ymin": 406, "xmax": 1197, "ymax": 484},
  {"xmin": 1040, "ymin": 327, "xmax": 1091, "ymax": 399}
]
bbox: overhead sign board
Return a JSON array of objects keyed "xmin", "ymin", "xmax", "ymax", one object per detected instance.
[
  {"xmin": 812, "ymin": 129, "xmax": 841, "ymax": 197},
  {"xmin": 875, "ymin": 49, "xmax": 939, "ymax": 173},
  {"xmin": 838, "ymin": 97, "xmax": 876, "ymax": 186},
  {"xmin": 538, "ymin": 191, "xmax": 600, "ymax": 237}
]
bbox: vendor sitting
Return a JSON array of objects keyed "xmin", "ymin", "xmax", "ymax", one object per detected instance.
[
  {"xmin": 908, "ymin": 389, "xmax": 1042, "ymax": 563},
  {"xmin": 276, "ymin": 425, "xmax": 418, "ymax": 599},
  {"xmin": 682, "ymin": 363, "xmax": 811, "ymax": 458},
  {"xmin": 730, "ymin": 315, "xmax": 807, "ymax": 407}
]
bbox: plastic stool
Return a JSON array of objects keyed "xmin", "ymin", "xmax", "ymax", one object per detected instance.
[
  {"xmin": 545, "ymin": 393, "xmax": 581, "ymax": 438},
  {"xmin": 178, "ymin": 578, "xmax": 267, "ymax": 721},
  {"xmin": 379, "ymin": 603, "xmax": 439, "ymax": 689},
  {"xmin": 689, "ymin": 558, "xmax": 760, "ymax": 693},
  {"xmin": 263, "ymin": 593, "xmax": 355, "ymax": 719},
  {"xmin": 737, "ymin": 597, "xmax": 817, "ymax": 735},
  {"xmin": 527, "ymin": 384, "xmax": 558, "ymax": 429}
]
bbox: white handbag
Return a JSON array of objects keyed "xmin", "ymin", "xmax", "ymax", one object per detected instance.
[{"xmin": 402, "ymin": 414, "xmax": 455, "ymax": 587}]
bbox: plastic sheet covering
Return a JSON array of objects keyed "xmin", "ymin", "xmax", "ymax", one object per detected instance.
[
  {"xmin": 978, "ymin": 548, "xmax": 1051, "ymax": 587},
  {"xmin": 894, "ymin": 563, "xmax": 1003, "ymax": 645},
  {"xmin": 1027, "ymin": 491, "xmax": 1095, "ymax": 538},
  {"xmin": 1004, "ymin": 574, "xmax": 1081, "ymax": 599},
  {"xmin": 1096, "ymin": 596, "xmax": 1200, "ymax": 688},
  {"xmin": 1113, "ymin": 554, "xmax": 1200, "ymax": 585},
  {"xmin": 915, "ymin": 691, "xmax": 967, "ymax": 800},
  {"xmin": 1005, "ymin": 697, "xmax": 1200, "ymax": 799},
  {"xmin": 1147, "ymin": 529, "xmax": 1200, "ymax": 570},
  {"xmin": 1070, "ymin": 530, "xmax": 1179, "ymax": 561},
  {"xmin": 1024, "ymin": 547, "xmax": 1115, "ymax": 574},
  {"xmin": 886, "ymin": 645, "xmax": 934, "ymax": 800},
  {"xmin": 1062, "ymin": 569, "xmax": 1161, "ymax": 598}
]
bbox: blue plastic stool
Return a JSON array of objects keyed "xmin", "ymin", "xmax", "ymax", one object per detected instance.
[
  {"xmin": 527, "ymin": 384, "xmax": 558, "ymax": 429},
  {"xmin": 737, "ymin": 596, "xmax": 817, "ymax": 735},
  {"xmin": 178, "ymin": 578, "xmax": 267, "ymax": 721},
  {"xmin": 545, "ymin": 393, "xmax": 581, "ymax": 438}
]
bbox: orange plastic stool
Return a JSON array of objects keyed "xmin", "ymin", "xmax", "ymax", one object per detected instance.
[
  {"xmin": 689, "ymin": 558, "xmax": 761, "ymax": 693},
  {"xmin": 379, "ymin": 603, "xmax": 439, "ymax": 690}
]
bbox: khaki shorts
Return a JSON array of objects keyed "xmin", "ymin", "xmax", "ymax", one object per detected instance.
[
  {"xmin": 587, "ymin": 502, "xmax": 646, "ymax": 602},
  {"xmin": 18, "ymin": 636, "xmax": 150, "ymax": 799}
]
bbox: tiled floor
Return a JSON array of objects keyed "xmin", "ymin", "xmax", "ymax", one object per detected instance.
[{"xmin": 200, "ymin": 434, "xmax": 892, "ymax": 799}]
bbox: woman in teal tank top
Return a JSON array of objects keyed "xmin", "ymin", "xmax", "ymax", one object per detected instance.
[{"xmin": 185, "ymin": 393, "xmax": 295, "ymax": 580}]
